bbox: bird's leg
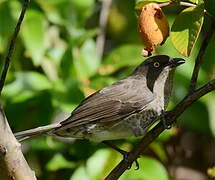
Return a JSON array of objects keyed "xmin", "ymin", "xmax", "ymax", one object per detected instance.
[
  {"xmin": 102, "ymin": 141, "xmax": 139, "ymax": 170},
  {"xmin": 160, "ymin": 110, "xmax": 171, "ymax": 129}
]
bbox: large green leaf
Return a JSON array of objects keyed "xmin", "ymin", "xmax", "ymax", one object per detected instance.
[
  {"xmin": 21, "ymin": 10, "xmax": 47, "ymax": 66},
  {"xmin": 171, "ymin": 4, "xmax": 204, "ymax": 56}
]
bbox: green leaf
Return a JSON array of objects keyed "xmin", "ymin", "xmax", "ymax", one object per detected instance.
[
  {"xmin": 46, "ymin": 153, "xmax": 75, "ymax": 171},
  {"xmin": 86, "ymin": 149, "xmax": 111, "ymax": 179},
  {"xmin": 120, "ymin": 156, "xmax": 169, "ymax": 180},
  {"xmin": 72, "ymin": 39, "xmax": 100, "ymax": 78},
  {"xmin": 204, "ymin": 93, "xmax": 215, "ymax": 137},
  {"xmin": 70, "ymin": 165, "xmax": 89, "ymax": 180},
  {"xmin": 135, "ymin": 0, "xmax": 170, "ymax": 11},
  {"xmin": 0, "ymin": 1, "xmax": 16, "ymax": 52},
  {"xmin": 21, "ymin": 10, "xmax": 47, "ymax": 66},
  {"xmin": 52, "ymin": 78, "xmax": 85, "ymax": 112},
  {"xmin": 103, "ymin": 44, "xmax": 144, "ymax": 74},
  {"xmin": 36, "ymin": 0, "xmax": 65, "ymax": 25},
  {"xmin": 171, "ymin": 4, "xmax": 204, "ymax": 56},
  {"xmin": 2, "ymin": 72, "xmax": 52, "ymax": 101},
  {"xmin": 150, "ymin": 142, "xmax": 168, "ymax": 162}
]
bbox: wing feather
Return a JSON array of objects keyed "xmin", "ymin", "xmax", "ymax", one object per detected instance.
[{"xmin": 59, "ymin": 78, "xmax": 154, "ymax": 128}]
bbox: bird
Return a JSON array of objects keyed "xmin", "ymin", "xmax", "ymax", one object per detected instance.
[{"xmin": 15, "ymin": 55, "xmax": 185, "ymax": 144}]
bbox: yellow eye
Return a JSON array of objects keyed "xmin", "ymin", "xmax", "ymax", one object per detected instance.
[{"xmin": 153, "ymin": 62, "xmax": 160, "ymax": 67}]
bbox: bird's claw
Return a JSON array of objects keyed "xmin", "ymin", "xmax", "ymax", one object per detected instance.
[
  {"xmin": 162, "ymin": 120, "xmax": 171, "ymax": 129},
  {"xmin": 121, "ymin": 151, "xmax": 139, "ymax": 170}
]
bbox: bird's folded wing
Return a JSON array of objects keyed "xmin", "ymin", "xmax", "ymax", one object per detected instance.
[{"xmin": 59, "ymin": 78, "xmax": 154, "ymax": 128}]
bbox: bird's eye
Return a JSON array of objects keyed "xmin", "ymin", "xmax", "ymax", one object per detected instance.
[{"xmin": 153, "ymin": 62, "xmax": 160, "ymax": 67}]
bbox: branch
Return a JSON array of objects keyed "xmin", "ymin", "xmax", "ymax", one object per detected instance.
[
  {"xmin": 189, "ymin": 22, "xmax": 215, "ymax": 92},
  {"xmin": 0, "ymin": 108, "xmax": 37, "ymax": 180},
  {"xmin": 159, "ymin": 1, "xmax": 215, "ymax": 21},
  {"xmin": 0, "ymin": 0, "xmax": 36, "ymax": 179},
  {"xmin": 96, "ymin": 0, "xmax": 112, "ymax": 59},
  {"xmin": 105, "ymin": 79, "xmax": 215, "ymax": 180},
  {"xmin": 0, "ymin": 0, "xmax": 30, "ymax": 95},
  {"xmin": 159, "ymin": 1, "xmax": 196, "ymax": 8}
]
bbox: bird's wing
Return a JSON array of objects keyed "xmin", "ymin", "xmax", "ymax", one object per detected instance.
[{"xmin": 59, "ymin": 78, "xmax": 154, "ymax": 128}]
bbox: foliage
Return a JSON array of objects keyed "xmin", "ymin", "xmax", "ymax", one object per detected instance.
[{"xmin": 0, "ymin": 0, "xmax": 215, "ymax": 179}]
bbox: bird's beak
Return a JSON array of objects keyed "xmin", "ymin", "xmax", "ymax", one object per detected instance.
[{"xmin": 169, "ymin": 58, "xmax": 185, "ymax": 67}]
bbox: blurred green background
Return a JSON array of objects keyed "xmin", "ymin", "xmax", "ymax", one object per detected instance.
[{"xmin": 0, "ymin": 0, "xmax": 215, "ymax": 179}]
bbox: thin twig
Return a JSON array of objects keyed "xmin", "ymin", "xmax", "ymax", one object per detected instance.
[
  {"xmin": 159, "ymin": 1, "xmax": 215, "ymax": 21},
  {"xmin": 105, "ymin": 79, "xmax": 215, "ymax": 180},
  {"xmin": 96, "ymin": 0, "xmax": 112, "ymax": 59},
  {"xmin": 0, "ymin": 0, "xmax": 30, "ymax": 95},
  {"xmin": 159, "ymin": 1, "xmax": 196, "ymax": 8},
  {"xmin": 189, "ymin": 22, "xmax": 215, "ymax": 93}
]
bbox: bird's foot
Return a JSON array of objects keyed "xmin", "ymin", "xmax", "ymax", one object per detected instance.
[
  {"xmin": 160, "ymin": 111, "xmax": 171, "ymax": 129},
  {"xmin": 121, "ymin": 151, "xmax": 139, "ymax": 170},
  {"xmin": 102, "ymin": 141, "xmax": 139, "ymax": 170}
]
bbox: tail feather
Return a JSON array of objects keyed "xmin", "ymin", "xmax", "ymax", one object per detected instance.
[{"xmin": 14, "ymin": 123, "xmax": 61, "ymax": 142}]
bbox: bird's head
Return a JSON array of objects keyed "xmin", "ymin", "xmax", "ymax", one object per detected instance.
[{"xmin": 133, "ymin": 55, "xmax": 185, "ymax": 92}]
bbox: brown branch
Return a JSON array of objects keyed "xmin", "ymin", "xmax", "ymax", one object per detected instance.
[
  {"xmin": 189, "ymin": 22, "xmax": 215, "ymax": 92},
  {"xmin": 0, "ymin": 0, "xmax": 30, "ymax": 95},
  {"xmin": 105, "ymin": 79, "xmax": 215, "ymax": 180},
  {"xmin": 0, "ymin": 0, "xmax": 36, "ymax": 179},
  {"xmin": 0, "ymin": 108, "xmax": 37, "ymax": 180}
]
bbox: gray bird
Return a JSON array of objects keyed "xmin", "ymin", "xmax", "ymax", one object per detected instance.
[{"xmin": 15, "ymin": 55, "xmax": 185, "ymax": 142}]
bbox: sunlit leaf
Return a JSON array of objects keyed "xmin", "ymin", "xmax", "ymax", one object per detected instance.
[
  {"xmin": 86, "ymin": 149, "xmax": 111, "ymax": 179},
  {"xmin": 52, "ymin": 78, "xmax": 84, "ymax": 112},
  {"xmin": 3, "ymin": 72, "xmax": 52, "ymax": 101},
  {"xmin": 70, "ymin": 165, "xmax": 89, "ymax": 180},
  {"xmin": 46, "ymin": 153, "xmax": 76, "ymax": 171},
  {"xmin": 21, "ymin": 10, "xmax": 47, "ymax": 66},
  {"xmin": 208, "ymin": 167, "xmax": 215, "ymax": 178},
  {"xmin": 36, "ymin": 0, "xmax": 64, "ymax": 25},
  {"xmin": 171, "ymin": 4, "xmax": 204, "ymax": 56},
  {"xmin": 120, "ymin": 156, "xmax": 169, "ymax": 180},
  {"xmin": 103, "ymin": 44, "xmax": 144, "ymax": 74},
  {"xmin": 72, "ymin": 39, "xmax": 100, "ymax": 78}
]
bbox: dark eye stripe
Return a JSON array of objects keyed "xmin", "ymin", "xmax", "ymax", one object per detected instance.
[{"xmin": 146, "ymin": 67, "xmax": 163, "ymax": 91}]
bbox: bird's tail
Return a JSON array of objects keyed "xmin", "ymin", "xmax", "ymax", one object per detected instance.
[{"xmin": 14, "ymin": 123, "xmax": 61, "ymax": 142}]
